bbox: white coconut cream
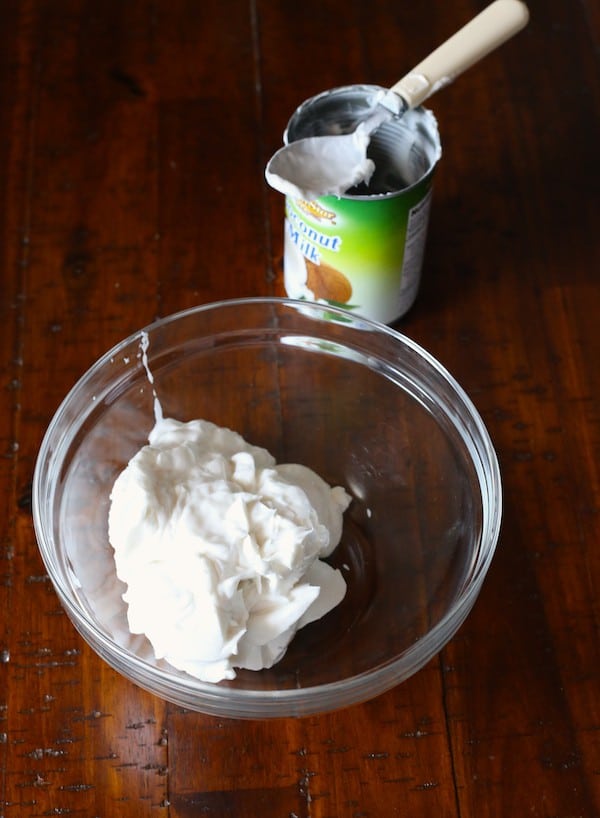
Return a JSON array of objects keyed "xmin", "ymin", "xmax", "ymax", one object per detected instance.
[{"xmin": 108, "ymin": 417, "xmax": 351, "ymax": 683}]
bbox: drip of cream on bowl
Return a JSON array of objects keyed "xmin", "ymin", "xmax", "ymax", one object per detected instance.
[{"xmin": 107, "ymin": 335, "xmax": 351, "ymax": 683}]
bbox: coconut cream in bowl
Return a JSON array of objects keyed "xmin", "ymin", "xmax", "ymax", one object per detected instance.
[{"xmin": 33, "ymin": 297, "xmax": 501, "ymax": 718}]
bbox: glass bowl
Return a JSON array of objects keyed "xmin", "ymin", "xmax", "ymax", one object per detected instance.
[{"xmin": 33, "ymin": 297, "xmax": 501, "ymax": 718}]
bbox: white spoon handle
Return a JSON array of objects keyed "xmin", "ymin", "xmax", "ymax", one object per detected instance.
[{"xmin": 391, "ymin": 0, "xmax": 529, "ymax": 108}]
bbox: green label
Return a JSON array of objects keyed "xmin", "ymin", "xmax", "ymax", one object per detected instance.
[{"xmin": 284, "ymin": 176, "xmax": 433, "ymax": 324}]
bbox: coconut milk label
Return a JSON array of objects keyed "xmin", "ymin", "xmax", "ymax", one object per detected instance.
[{"xmin": 284, "ymin": 173, "xmax": 434, "ymax": 324}]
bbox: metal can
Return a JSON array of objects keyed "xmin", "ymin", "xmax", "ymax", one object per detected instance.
[{"xmin": 281, "ymin": 85, "xmax": 442, "ymax": 324}]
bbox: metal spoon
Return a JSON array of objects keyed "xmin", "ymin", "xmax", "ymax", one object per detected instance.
[{"xmin": 265, "ymin": 0, "xmax": 529, "ymax": 200}]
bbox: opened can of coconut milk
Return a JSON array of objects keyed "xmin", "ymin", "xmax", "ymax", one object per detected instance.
[{"xmin": 281, "ymin": 85, "xmax": 442, "ymax": 324}]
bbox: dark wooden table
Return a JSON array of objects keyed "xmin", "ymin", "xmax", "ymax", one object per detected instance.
[{"xmin": 1, "ymin": 1, "xmax": 599, "ymax": 815}]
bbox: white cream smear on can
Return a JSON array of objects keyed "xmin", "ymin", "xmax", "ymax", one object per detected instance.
[{"xmin": 108, "ymin": 407, "xmax": 351, "ymax": 683}]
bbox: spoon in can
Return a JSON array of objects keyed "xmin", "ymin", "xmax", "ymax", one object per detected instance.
[{"xmin": 265, "ymin": 0, "xmax": 529, "ymax": 200}]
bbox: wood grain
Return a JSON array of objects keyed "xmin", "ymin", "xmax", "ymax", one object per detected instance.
[{"xmin": 1, "ymin": 0, "xmax": 598, "ymax": 816}]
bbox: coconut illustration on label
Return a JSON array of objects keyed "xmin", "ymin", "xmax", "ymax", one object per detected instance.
[{"xmin": 305, "ymin": 259, "xmax": 353, "ymax": 304}]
